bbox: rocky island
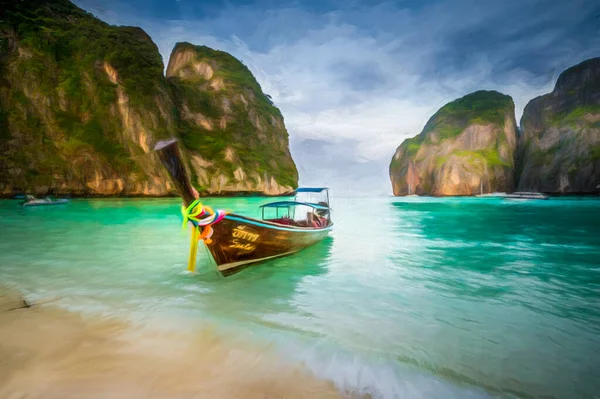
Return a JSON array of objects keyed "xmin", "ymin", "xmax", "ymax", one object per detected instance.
[
  {"xmin": 390, "ymin": 58, "xmax": 600, "ymax": 196},
  {"xmin": 0, "ymin": 0, "xmax": 297, "ymax": 197},
  {"xmin": 389, "ymin": 90, "xmax": 518, "ymax": 196},
  {"xmin": 167, "ymin": 43, "xmax": 297, "ymax": 195},
  {"xmin": 517, "ymin": 57, "xmax": 600, "ymax": 194}
]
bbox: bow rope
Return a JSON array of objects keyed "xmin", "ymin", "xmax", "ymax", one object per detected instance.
[{"xmin": 181, "ymin": 199, "xmax": 227, "ymax": 272}]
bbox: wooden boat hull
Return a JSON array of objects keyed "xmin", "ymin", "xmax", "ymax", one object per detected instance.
[{"xmin": 205, "ymin": 214, "xmax": 332, "ymax": 276}]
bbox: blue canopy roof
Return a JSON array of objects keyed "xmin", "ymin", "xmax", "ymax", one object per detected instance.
[
  {"xmin": 295, "ymin": 187, "xmax": 328, "ymax": 193},
  {"xmin": 260, "ymin": 201, "xmax": 330, "ymax": 210}
]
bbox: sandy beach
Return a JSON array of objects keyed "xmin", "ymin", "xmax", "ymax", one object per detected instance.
[{"xmin": 0, "ymin": 286, "xmax": 351, "ymax": 399}]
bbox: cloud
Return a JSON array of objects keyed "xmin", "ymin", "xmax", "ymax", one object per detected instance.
[
  {"xmin": 290, "ymin": 138, "xmax": 391, "ymax": 197},
  {"xmin": 74, "ymin": 0, "xmax": 600, "ymax": 194}
]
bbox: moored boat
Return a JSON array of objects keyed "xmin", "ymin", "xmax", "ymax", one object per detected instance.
[
  {"xmin": 475, "ymin": 192, "xmax": 508, "ymax": 198},
  {"xmin": 504, "ymin": 192, "xmax": 549, "ymax": 200},
  {"xmin": 154, "ymin": 139, "xmax": 333, "ymax": 276},
  {"xmin": 20, "ymin": 195, "xmax": 69, "ymax": 207},
  {"xmin": 202, "ymin": 194, "xmax": 333, "ymax": 276}
]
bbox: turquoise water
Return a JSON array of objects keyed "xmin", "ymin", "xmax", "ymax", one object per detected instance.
[{"xmin": 1, "ymin": 196, "xmax": 600, "ymax": 398}]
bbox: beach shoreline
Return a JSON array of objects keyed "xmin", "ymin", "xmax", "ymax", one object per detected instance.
[{"xmin": 0, "ymin": 286, "xmax": 353, "ymax": 399}]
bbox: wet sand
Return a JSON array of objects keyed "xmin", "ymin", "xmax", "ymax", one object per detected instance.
[{"xmin": 0, "ymin": 287, "xmax": 352, "ymax": 399}]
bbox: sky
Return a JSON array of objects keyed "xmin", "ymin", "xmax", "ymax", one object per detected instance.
[{"xmin": 74, "ymin": 0, "xmax": 600, "ymax": 196}]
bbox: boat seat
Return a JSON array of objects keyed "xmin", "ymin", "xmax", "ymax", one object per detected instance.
[{"xmin": 267, "ymin": 217, "xmax": 298, "ymax": 226}]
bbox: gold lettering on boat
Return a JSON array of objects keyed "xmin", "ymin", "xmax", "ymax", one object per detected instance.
[
  {"xmin": 229, "ymin": 225, "xmax": 259, "ymax": 252},
  {"xmin": 229, "ymin": 239, "xmax": 256, "ymax": 251},
  {"xmin": 231, "ymin": 225, "xmax": 259, "ymax": 242}
]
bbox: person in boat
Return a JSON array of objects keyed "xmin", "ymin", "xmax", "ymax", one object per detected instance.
[
  {"xmin": 316, "ymin": 201, "xmax": 330, "ymax": 218},
  {"xmin": 307, "ymin": 202, "xmax": 329, "ymax": 228}
]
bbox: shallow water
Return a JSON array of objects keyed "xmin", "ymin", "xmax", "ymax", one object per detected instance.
[{"xmin": 1, "ymin": 196, "xmax": 600, "ymax": 398}]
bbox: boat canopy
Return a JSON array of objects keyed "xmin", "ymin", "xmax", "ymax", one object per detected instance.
[
  {"xmin": 295, "ymin": 187, "xmax": 328, "ymax": 193},
  {"xmin": 260, "ymin": 201, "xmax": 330, "ymax": 210}
]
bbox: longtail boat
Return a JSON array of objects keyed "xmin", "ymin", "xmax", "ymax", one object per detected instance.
[{"xmin": 154, "ymin": 139, "xmax": 333, "ymax": 276}]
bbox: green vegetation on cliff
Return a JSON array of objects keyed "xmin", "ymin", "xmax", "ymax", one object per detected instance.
[
  {"xmin": 4, "ymin": 0, "xmax": 164, "ymax": 99},
  {"xmin": 392, "ymin": 90, "xmax": 515, "ymax": 168},
  {"xmin": 550, "ymin": 105, "xmax": 600, "ymax": 128},
  {"xmin": 170, "ymin": 43, "xmax": 282, "ymax": 118},
  {"xmin": 422, "ymin": 90, "xmax": 514, "ymax": 140},
  {"xmin": 390, "ymin": 90, "xmax": 517, "ymax": 196},
  {"xmin": 1, "ymin": 0, "xmax": 298, "ymax": 196},
  {"xmin": 434, "ymin": 149, "xmax": 510, "ymax": 169},
  {"xmin": 518, "ymin": 57, "xmax": 600, "ymax": 193},
  {"xmin": 1, "ymin": 0, "xmax": 174, "ymax": 191},
  {"xmin": 167, "ymin": 42, "xmax": 298, "ymax": 192}
]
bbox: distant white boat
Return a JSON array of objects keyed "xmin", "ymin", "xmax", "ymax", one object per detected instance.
[
  {"xmin": 21, "ymin": 195, "xmax": 69, "ymax": 207},
  {"xmin": 475, "ymin": 192, "xmax": 508, "ymax": 198},
  {"xmin": 504, "ymin": 192, "xmax": 549, "ymax": 200}
]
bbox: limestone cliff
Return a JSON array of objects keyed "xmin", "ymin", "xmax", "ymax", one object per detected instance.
[
  {"xmin": 389, "ymin": 91, "xmax": 518, "ymax": 196},
  {"xmin": 0, "ymin": 1, "xmax": 298, "ymax": 197},
  {"xmin": 0, "ymin": 0, "xmax": 178, "ymax": 196},
  {"xmin": 166, "ymin": 43, "xmax": 298, "ymax": 195},
  {"xmin": 518, "ymin": 58, "xmax": 600, "ymax": 193}
]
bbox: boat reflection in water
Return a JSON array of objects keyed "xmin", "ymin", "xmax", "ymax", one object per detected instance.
[
  {"xmin": 154, "ymin": 139, "xmax": 334, "ymax": 277},
  {"xmin": 189, "ymin": 236, "xmax": 333, "ymax": 321}
]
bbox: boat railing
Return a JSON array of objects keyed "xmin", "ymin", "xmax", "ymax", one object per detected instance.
[{"xmin": 260, "ymin": 200, "xmax": 331, "ymax": 227}]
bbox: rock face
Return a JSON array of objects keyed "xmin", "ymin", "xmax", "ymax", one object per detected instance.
[
  {"xmin": 517, "ymin": 58, "xmax": 600, "ymax": 194},
  {"xmin": 167, "ymin": 43, "xmax": 298, "ymax": 195},
  {"xmin": 389, "ymin": 91, "xmax": 518, "ymax": 196},
  {"xmin": 0, "ymin": 0, "xmax": 298, "ymax": 197},
  {"xmin": 0, "ymin": 0, "xmax": 178, "ymax": 196}
]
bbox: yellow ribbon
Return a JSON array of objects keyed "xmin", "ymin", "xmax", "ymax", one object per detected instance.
[
  {"xmin": 180, "ymin": 199, "xmax": 224, "ymax": 273},
  {"xmin": 188, "ymin": 225, "xmax": 200, "ymax": 272},
  {"xmin": 181, "ymin": 200, "xmax": 201, "ymax": 273}
]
